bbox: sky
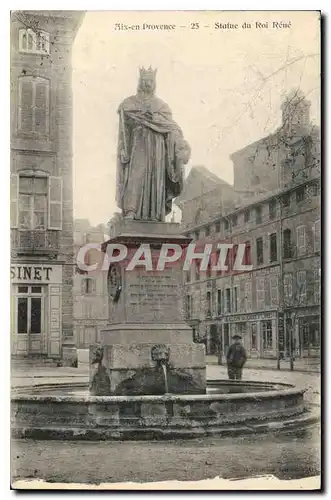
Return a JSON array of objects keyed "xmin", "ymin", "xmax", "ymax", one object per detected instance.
[{"xmin": 72, "ymin": 11, "xmax": 320, "ymax": 226}]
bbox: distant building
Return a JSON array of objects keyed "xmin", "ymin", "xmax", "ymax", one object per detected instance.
[
  {"xmin": 175, "ymin": 165, "xmax": 237, "ymax": 229},
  {"xmin": 73, "ymin": 221, "xmax": 109, "ymax": 349},
  {"xmin": 181, "ymin": 92, "xmax": 321, "ymax": 360},
  {"xmin": 10, "ymin": 11, "xmax": 84, "ymax": 360}
]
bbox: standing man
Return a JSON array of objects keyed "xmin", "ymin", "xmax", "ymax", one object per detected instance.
[{"xmin": 226, "ymin": 334, "xmax": 247, "ymax": 380}]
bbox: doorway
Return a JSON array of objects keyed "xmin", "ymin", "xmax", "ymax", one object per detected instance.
[{"xmin": 12, "ymin": 285, "xmax": 46, "ymax": 355}]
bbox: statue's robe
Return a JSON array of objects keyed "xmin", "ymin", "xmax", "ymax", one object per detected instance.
[{"xmin": 116, "ymin": 94, "xmax": 187, "ymax": 221}]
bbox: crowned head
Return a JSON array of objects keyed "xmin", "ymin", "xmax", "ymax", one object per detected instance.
[{"xmin": 138, "ymin": 66, "xmax": 157, "ymax": 95}]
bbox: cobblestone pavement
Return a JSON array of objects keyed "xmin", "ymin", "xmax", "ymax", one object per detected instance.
[{"xmin": 11, "ymin": 426, "xmax": 320, "ymax": 485}]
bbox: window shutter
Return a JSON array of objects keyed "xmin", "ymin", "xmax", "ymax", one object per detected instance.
[
  {"xmin": 10, "ymin": 174, "xmax": 19, "ymax": 228},
  {"xmin": 270, "ymin": 276, "xmax": 279, "ymax": 305},
  {"xmin": 48, "ymin": 177, "xmax": 62, "ymax": 230},
  {"xmin": 35, "ymin": 79, "xmax": 49, "ymax": 134},
  {"xmin": 313, "ymin": 220, "xmax": 321, "ymax": 251},
  {"xmin": 18, "ymin": 77, "xmax": 34, "ymax": 132}
]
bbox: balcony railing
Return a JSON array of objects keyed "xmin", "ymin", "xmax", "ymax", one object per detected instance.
[{"xmin": 11, "ymin": 229, "xmax": 59, "ymax": 257}]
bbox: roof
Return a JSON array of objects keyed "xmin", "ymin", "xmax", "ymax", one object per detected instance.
[{"xmin": 175, "ymin": 165, "xmax": 232, "ymax": 206}]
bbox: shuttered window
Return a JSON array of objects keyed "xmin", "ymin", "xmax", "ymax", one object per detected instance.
[
  {"xmin": 18, "ymin": 76, "xmax": 50, "ymax": 135},
  {"xmin": 11, "ymin": 174, "xmax": 19, "ymax": 228},
  {"xmin": 11, "ymin": 174, "xmax": 62, "ymax": 231},
  {"xmin": 256, "ymin": 277, "xmax": 265, "ymax": 310},
  {"xmin": 19, "ymin": 29, "xmax": 50, "ymax": 55},
  {"xmin": 48, "ymin": 177, "xmax": 63, "ymax": 230},
  {"xmin": 284, "ymin": 273, "xmax": 293, "ymax": 300},
  {"xmin": 270, "ymin": 275, "xmax": 279, "ymax": 305}
]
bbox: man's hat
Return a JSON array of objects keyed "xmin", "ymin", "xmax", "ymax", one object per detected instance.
[{"xmin": 232, "ymin": 334, "xmax": 242, "ymax": 340}]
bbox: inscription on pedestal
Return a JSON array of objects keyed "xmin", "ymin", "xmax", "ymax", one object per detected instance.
[{"xmin": 127, "ymin": 273, "xmax": 183, "ymax": 322}]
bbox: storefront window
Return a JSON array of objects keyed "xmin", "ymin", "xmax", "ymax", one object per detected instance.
[
  {"xmin": 262, "ymin": 320, "xmax": 273, "ymax": 349},
  {"xmin": 16, "ymin": 285, "xmax": 44, "ymax": 335},
  {"xmin": 17, "ymin": 297, "xmax": 28, "ymax": 334},
  {"xmin": 251, "ymin": 322, "xmax": 257, "ymax": 349}
]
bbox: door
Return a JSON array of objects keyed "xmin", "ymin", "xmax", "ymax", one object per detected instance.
[
  {"xmin": 209, "ymin": 324, "xmax": 219, "ymax": 355},
  {"xmin": 13, "ymin": 285, "xmax": 46, "ymax": 355},
  {"xmin": 223, "ymin": 323, "xmax": 230, "ymax": 355}
]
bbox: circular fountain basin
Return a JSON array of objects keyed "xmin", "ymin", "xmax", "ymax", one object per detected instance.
[{"xmin": 11, "ymin": 380, "xmax": 317, "ymax": 440}]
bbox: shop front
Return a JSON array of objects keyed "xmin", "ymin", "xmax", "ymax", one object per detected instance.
[
  {"xmin": 293, "ymin": 308, "xmax": 320, "ymax": 358},
  {"xmin": 11, "ymin": 263, "xmax": 62, "ymax": 357},
  {"xmin": 222, "ymin": 310, "xmax": 278, "ymax": 359}
]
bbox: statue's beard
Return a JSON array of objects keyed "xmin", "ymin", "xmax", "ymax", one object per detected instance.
[{"xmin": 137, "ymin": 81, "xmax": 156, "ymax": 97}]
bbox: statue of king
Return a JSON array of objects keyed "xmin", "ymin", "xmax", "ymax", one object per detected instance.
[{"xmin": 116, "ymin": 67, "xmax": 191, "ymax": 221}]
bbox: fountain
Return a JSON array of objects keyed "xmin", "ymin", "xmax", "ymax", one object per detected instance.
[
  {"xmin": 11, "ymin": 220, "xmax": 318, "ymax": 440},
  {"xmin": 10, "ymin": 68, "xmax": 318, "ymax": 441}
]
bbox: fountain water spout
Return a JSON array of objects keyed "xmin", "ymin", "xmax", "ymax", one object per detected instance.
[
  {"xmin": 151, "ymin": 344, "xmax": 170, "ymax": 395},
  {"xmin": 160, "ymin": 360, "xmax": 169, "ymax": 394}
]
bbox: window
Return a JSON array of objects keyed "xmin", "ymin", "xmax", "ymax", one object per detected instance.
[
  {"xmin": 233, "ymin": 286, "xmax": 239, "ymax": 312},
  {"xmin": 313, "ymin": 220, "xmax": 321, "ymax": 252},
  {"xmin": 244, "ymin": 209, "xmax": 250, "ymax": 223},
  {"xmin": 251, "ymin": 323, "xmax": 257, "ymax": 349},
  {"xmin": 269, "ymin": 199, "xmax": 276, "ymax": 220},
  {"xmin": 231, "ymin": 244, "xmax": 238, "ymax": 269},
  {"xmin": 313, "ymin": 270, "xmax": 320, "ymax": 304},
  {"xmin": 12, "ymin": 174, "xmax": 62, "ymax": 231},
  {"xmin": 296, "ymin": 186, "xmax": 305, "ymax": 203},
  {"xmin": 215, "ymin": 221, "xmax": 221, "ymax": 233},
  {"xmin": 270, "ymin": 275, "xmax": 279, "ymax": 305},
  {"xmin": 283, "ymin": 229, "xmax": 292, "ymax": 259},
  {"xmin": 244, "ymin": 241, "xmax": 252, "ymax": 265},
  {"xmin": 195, "ymin": 262, "xmax": 200, "ymax": 281},
  {"xmin": 296, "ymin": 225, "xmax": 306, "ymax": 253},
  {"xmin": 19, "ymin": 28, "xmax": 50, "ymax": 54},
  {"xmin": 206, "ymin": 291, "xmax": 212, "ymax": 316},
  {"xmin": 255, "ymin": 205, "xmax": 262, "ymax": 224},
  {"xmin": 224, "ymin": 219, "xmax": 229, "ymax": 230},
  {"xmin": 283, "ymin": 193, "xmax": 291, "ymax": 207},
  {"xmin": 284, "ymin": 273, "xmax": 293, "ymax": 299},
  {"xmin": 297, "ymin": 271, "xmax": 307, "ymax": 301},
  {"xmin": 232, "ymin": 215, "xmax": 238, "ymax": 226},
  {"xmin": 256, "ymin": 237, "xmax": 264, "ymax": 265},
  {"xmin": 262, "ymin": 320, "xmax": 273, "ymax": 349},
  {"xmin": 236, "ymin": 322, "xmax": 246, "ymax": 338},
  {"xmin": 307, "ymin": 182, "xmax": 320, "ymax": 198},
  {"xmin": 185, "ymin": 295, "xmax": 191, "ymax": 318},
  {"xmin": 83, "ymin": 278, "xmax": 95, "ymax": 295},
  {"xmin": 18, "ymin": 76, "xmax": 50, "ymax": 135},
  {"xmin": 185, "ymin": 270, "xmax": 190, "ymax": 283},
  {"xmin": 206, "ymin": 259, "xmax": 212, "ymax": 278},
  {"xmin": 205, "ymin": 225, "xmax": 210, "ymax": 237},
  {"xmin": 244, "ymin": 280, "xmax": 252, "ymax": 311},
  {"xmin": 256, "ymin": 277, "xmax": 265, "ymax": 310},
  {"xmin": 16, "ymin": 285, "xmax": 44, "ymax": 335},
  {"xmin": 18, "ymin": 176, "xmax": 47, "ymax": 230},
  {"xmin": 225, "ymin": 288, "xmax": 231, "ymax": 313},
  {"xmin": 268, "ymin": 233, "xmax": 277, "ymax": 263},
  {"xmin": 217, "ymin": 289, "xmax": 223, "ymax": 315}
]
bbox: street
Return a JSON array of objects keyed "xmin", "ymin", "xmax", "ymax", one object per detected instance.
[{"xmin": 11, "ymin": 426, "xmax": 320, "ymax": 485}]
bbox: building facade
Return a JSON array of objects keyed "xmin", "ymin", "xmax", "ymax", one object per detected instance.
[
  {"xmin": 181, "ymin": 92, "xmax": 321, "ymax": 360},
  {"xmin": 73, "ymin": 221, "xmax": 109, "ymax": 349},
  {"xmin": 10, "ymin": 11, "xmax": 84, "ymax": 359}
]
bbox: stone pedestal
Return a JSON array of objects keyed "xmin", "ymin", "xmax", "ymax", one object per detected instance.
[{"xmin": 89, "ymin": 220, "xmax": 206, "ymax": 395}]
